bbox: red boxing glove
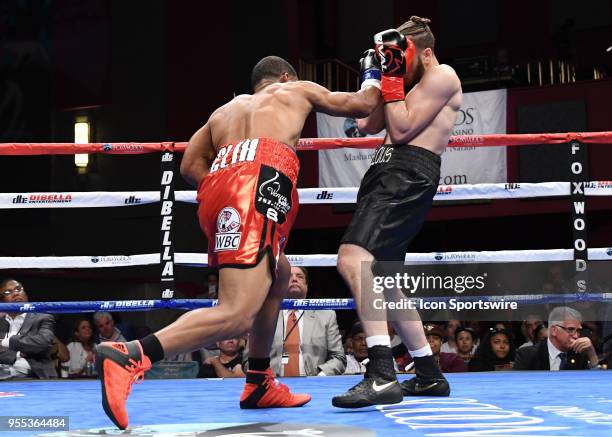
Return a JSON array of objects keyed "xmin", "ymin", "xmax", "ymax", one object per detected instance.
[
  {"xmin": 374, "ymin": 29, "xmax": 416, "ymax": 103},
  {"xmin": 380, "ymin": 76, "xmax": 405, "ymax": 103}
]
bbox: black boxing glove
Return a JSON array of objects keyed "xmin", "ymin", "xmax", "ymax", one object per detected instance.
[
  {"xmin": 359, "ymin": 49, "xmax": 381, "ymax": 90},
  {"xmin": 374, "ymin": 29, "xmax": 416, "ymax": 102}
]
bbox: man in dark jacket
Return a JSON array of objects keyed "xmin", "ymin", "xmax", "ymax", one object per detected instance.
[
  {"xmin": 514, "ymin": 306, "xmax": 598, "ymax": 371},
  {"xmin": 0, "ymin": 279, "xmax": 57, "ymax": 379}
]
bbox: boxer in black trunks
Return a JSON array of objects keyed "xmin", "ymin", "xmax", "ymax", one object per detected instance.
[{"xmin": 332, "ymin": 16, "xmax": 463, "ymax": 408}]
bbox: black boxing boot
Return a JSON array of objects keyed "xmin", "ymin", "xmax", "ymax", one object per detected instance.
[
  {"xmin": 332, "ymin": 345, "xmax": 403, "ymax": 408},
  {"xmin": 401, "ymin": 355, "xmax": 450, "ymax": 397}
]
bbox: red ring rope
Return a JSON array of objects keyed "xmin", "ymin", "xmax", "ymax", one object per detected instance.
[{"xmin": 1, "ymin": 132, "xmax": 612, "ymax": 155}]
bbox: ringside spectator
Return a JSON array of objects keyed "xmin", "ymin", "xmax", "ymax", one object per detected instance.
[
  {"xmin": 0, "ymin": 279, "xmax": 57, "ymax": 379},
  {"xmin": 344, "ymin": 322, "xmax": 369, "ymax": 374},
  {"xmin": 514, "ymin": 306, "xmax": 598, "ymax": 370},
  {"xmin": 65, "ymin": 318, "xmax": 97, "ymax": 377},
  {"xmin": 198, "ymin": 338, "xmax": 245, "ymax": 378},
  {"xmin": 518, "ymin": 314, "xmax": 543, "ymax": 349},
  {"xmin": 206, "ymin": 271, "xmax": 219, "ymax": 299},
  {"xmin": 268, "ymin": 267, "xmax": 345, "ymax": 376},
  {"xmin": 455, "ymin": 327, "xmax": 476, "ymax": 364},
  {"xmin": 469, "ymin": 327, "xmax": 515, "ymax": 372},
  {"xmin": 93, "ymin": 312, "xmax": 127, "ymax": 343},
  {"xmin": 440, "ymin": 319, "xmax": 461, "ymax": 353},
  {"xmin": 195, "ymin": 271, "xmax": 220, "ymax": 299},
  {"xmin": 534, "ymin": 324, "xmax": 548, "ymax": 343}
]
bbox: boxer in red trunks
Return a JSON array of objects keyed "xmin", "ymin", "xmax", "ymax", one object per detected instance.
[
  {"xmin": 198, "ymin": 137, "xmax": 300, "ymax": 275},
  {"xmin": 94, "ymin": 55, "xmax": 382, "ymax": 429}
]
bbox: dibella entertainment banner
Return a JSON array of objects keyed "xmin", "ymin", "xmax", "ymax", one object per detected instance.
[{"xmin": 317, "ymin": 89, "xmax": 507, "ymax": 187}]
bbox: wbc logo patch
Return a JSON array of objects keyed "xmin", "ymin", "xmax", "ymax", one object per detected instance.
[{"xmin": 215, "ymin": 207, "xmax": 241, "ymax": 251}]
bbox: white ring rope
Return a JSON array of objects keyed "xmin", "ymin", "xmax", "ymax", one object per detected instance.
[
  {"xmin": 2, "ymin": 248, "xmax": 611, "ymax": 269},
  {"xmin": 2, "ymin": 181, "xmax": 612, "ymax": 208}
]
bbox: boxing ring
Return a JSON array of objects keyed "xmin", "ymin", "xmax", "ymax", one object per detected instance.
[
  {"xmin": 2, "ymin": 133, "xmax": 612, "ymax": 436},
  {"xmin": 2, "ymin": 371, "xmax": 612, "ymax": 436}
]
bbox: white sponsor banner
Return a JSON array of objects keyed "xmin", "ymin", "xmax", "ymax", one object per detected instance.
[
  {"xmin": 317, "ymin": 89, "xmax": 507, "ymax": 187},
  {"xmin": 3, "ymin": 248, "xmax": 610, "ymax": 269},
  {"xmin": 585, "ymin": 181, "xmax": 612, "ymax": 196},
  {"xmin": 316, "ymin": 113, "xmax": 384, "ymax": 187},
  {"xmin": 3, "ymin": 181, "xmax": 611, "ymax": 210},
  {"xmin": 177, "ymin": 183, "xmax": 612, "ymax": 204},
  {"xmin": 443, "ymin": 88, "xmax": 507, "ymax": 184},
  {"xmin": 299, "ymin": 182, "xmax": 569, "ymax": 204},
  {"xmin": 433, "ymin": 181, "xmax": 567, "ymax": 200},
  {"xmin": 0, "ymin": 254, "xmax": 158, "ymax": 269},
  {"xmin": 406, "ymin": 249, "xmax": 573, "ymax": 264},
  {"xmin": 1, "ymin": 192, "xmax": 158, "ymax": 208},
  {"xmin": 175, "ymin": 248, "xmax": 612, "ymax": 266}
]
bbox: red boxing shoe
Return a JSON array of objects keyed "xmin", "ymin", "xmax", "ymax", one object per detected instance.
[
  {"xmin": 95, "ymin": 341, "xmax": 152, "ymax": 429},
  {"xmin": 240, "ymin": 368, "xmax": 311, "ymax": 409}
]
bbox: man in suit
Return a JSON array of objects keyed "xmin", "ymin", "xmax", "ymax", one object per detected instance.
[
  {"xmin": 0, "ymin": 279, "xmax": 57, "ymax": 379},
  {"xmin": 269, "ymin": 267, "xmax": 346, "ymax": 376},
  {"xmin": 514, "ymin": 306, "xmax": 598, "ymax": 371}
]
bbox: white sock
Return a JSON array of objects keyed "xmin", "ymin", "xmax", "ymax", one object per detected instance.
[
  {"xmin": 366, "ymin": 335, "xmax": 391, "ymax": 348},
  {"xmin": 409, "ymin": 344, "xmax": 433, "ymax": 357}
]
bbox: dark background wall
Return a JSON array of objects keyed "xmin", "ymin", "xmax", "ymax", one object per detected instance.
[{"xmin": 1, "ymin": 0, "xmax": 612, "ymax": 330}]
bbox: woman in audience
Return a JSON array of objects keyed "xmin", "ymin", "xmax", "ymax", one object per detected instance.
[
  {"xmin": 64, "ymin": 318, "xmax": 97, "ymax": 377},
  {"xmin": 455, "ymin": 327, "xmax": 476, "ymax": 364},
  {"xmin": 469, "ymin": 327, "xmax": 515, "ymax": 371}
]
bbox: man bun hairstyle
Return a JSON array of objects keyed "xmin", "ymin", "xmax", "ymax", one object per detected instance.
[
  {"xmin": 251, "ymin": 56, "xmax": 298, "ymax": 90},
  {"xmin": 397, "ymin": 16, "xmax": 435, "ymax": 51}
]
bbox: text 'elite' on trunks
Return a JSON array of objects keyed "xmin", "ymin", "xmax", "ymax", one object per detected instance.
[{"xmin": 210, "ymin": 138, "xmax": 259, "ymax": 172}]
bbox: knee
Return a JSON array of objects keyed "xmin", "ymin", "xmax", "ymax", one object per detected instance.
[
  {"xmin": 337, "ymin": 251, "xmax": 360, "ymax": 280},
  {"xmin": 338, "ymin": 245, "xmax": 375, "ymax": 279}
]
